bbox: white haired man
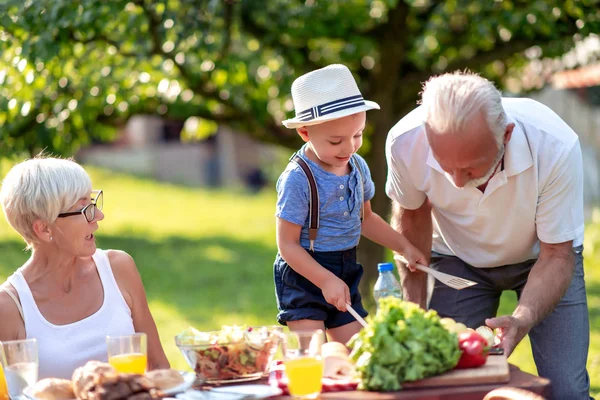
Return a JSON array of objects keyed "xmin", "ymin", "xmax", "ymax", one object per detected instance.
[{"xmin": 386, "ymin": 71, "xmax": 590, "ymax": 399}]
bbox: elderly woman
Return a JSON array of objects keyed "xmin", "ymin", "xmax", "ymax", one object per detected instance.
[{"xmin": 0, "ymin": 156, "xmax": 169, "ymax": 379}]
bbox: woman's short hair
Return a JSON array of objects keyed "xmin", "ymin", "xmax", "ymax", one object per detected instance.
[
  {"xmin": 0, "ymin": 155, "xmax": 92, "ymax": 249},
  {"xmin": 420, "ymin": 71, "xmax": 507, "ymax": 147}
]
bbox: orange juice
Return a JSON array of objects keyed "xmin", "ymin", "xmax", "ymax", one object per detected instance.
[
  {"xmin": 108, "ymin": 353, "xmax": 147, "ymax": 374},
  {"xmin": 0, "ymin": 364, "xmax": 8, "ymax": 400},
  {"xmin": 284, "ymin": 356, "xmax": 323, "ymax": 398}
]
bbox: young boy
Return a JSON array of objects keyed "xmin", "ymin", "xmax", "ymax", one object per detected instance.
[{"xmin": 274, "ymin": 64, "xmax": 427, "ymax": 343}]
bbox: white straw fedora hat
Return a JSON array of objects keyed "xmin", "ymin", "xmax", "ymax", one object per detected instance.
[{"xmin": 282, "ymin": 64, "xmax": 380, "ymax": 129}]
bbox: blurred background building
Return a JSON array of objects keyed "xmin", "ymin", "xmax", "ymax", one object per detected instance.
[
  {"xmin": 77, "ymin": 117, "xmax": 281, "ymax": 191},
  {"xmin": 77, "ymin": 76, "xmax": 600, "ymax": 213}
]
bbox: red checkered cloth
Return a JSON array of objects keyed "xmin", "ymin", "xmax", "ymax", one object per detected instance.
[{"xmin": 268, "ymin": 360, "xmax": 359, "ymax": 395}]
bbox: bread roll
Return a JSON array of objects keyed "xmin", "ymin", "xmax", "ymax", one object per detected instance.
[
  {"xmin": 321, "ymin": 342, "xmax": 356, "ymax": 379},
  {"xmin": 86, "ymin": 373, "xmax": 158, "ymax": 400},
  {"xmin": 31, "ymin": 378, "xmax": 75, "ymax": 400},
  {"xmin": 322, "ymin": 342, "xmax": 349, "ymax": 359},
  {"xmin": 71, "ymin": 361, "xmax": 116, "ymax": 399},
  {"xmin": 144, "ymin": 369, "xmax": 184, "ymax": 390}
]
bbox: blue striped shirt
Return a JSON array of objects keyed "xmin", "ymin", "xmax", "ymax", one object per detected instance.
[{"xmin": 276, "ymin": 144, "xmax": 375, "ymax": 252}]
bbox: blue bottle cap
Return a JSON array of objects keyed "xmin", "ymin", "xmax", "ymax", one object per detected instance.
[{"xmin": 378, "ymin": 262, "xmax": 394, "ymax": 272}]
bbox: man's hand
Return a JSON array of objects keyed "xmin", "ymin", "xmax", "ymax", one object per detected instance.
[
  {"xmin": 321, "ymin": 277, "xmax": 351, "ymax": 312},
  {"xmin": 485, "ymin": 241, "xmax": 574, "ymax": 357},
  {"xmin": 485, "ymin": 315, "xmax": 532, "ymax": 357}
]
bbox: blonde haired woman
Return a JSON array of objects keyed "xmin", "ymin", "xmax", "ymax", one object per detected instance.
[{"xmin": 0, "ymin": 156, "xmax": 169, "ymax": 379}]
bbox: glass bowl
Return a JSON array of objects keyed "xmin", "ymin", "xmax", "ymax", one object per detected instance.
[{"xmin": 175, "ymin": 325, "xmax": 282, "ymax": 383}]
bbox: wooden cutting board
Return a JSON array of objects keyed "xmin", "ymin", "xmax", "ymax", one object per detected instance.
[{"xmin": 402, "ymin": 354, "xmax": 510, "ymax": 388}]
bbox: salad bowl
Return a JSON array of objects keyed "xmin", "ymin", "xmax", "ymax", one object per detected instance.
[{"xmin": 175, "ymin": 325, "xmax": 282, "ymax": 383}]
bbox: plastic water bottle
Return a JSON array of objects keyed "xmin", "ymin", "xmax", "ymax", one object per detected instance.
[{"xmin": 373, "ymin": 262, "xmax": 403, "ymax": 306}]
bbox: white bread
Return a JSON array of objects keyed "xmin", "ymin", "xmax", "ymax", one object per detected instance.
[
  {"xmin": 322, "ymin": 342, "xmax": 349, "ymax": 359},
  {"xmin": 144, "ymin": 369, "xmax": 184, "ymax": 390},
  {"xmin": 71, "ymin": 361, "xmax": 116, "ymax": 399},
  {"xmin": 31, "ymin": 378, "xmax": 75, "ymax": 400},
  {"xmin": 321, "ymin": 342, "xmax": 355, "ymax": 379}
]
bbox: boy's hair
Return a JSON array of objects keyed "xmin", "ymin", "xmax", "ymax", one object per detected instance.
[{"xmin": 0, "ymin": 155, "xmax": 92, "ymax": 249}]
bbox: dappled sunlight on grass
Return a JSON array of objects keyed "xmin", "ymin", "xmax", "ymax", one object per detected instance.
[
  {"xmin": 589, "ymin": 331, "xmax": 600, "ymax": 396},
  {"xmin": 0, "ymin": 239, "xmax": 29, "ymax": 274},
  {"xmin": 87, "ymin": 167, "xmax": 276, "ymax": 242},
  {"xmin": 583, "ymin": 214, "xmax": 600, "ymax": 397},
  {"xmin": 202, "ymin": 245, "xmax": 237, "ymax": 264},
  {"xmin": 147, "ymin": 301, "xmax": 192, "ymax": 370},
  {"xmin": 0, "ymin": 165, "xmax": 281, "ymax": 372}
]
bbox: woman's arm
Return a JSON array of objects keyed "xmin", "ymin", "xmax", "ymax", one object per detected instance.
[
  {"xmin": 108, "ymin": 250, "xmax": 170, "ymax": 370},
  {"xmin": 0, "ymin": 283, "xmax": 26, "ymax": 341}
]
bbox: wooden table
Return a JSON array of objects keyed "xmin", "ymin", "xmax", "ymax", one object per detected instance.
[{"xmin": 273, "ymin": 365, "xmax": 550, "ymax": 400}]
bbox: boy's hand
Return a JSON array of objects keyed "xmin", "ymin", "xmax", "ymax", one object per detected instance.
[
  {"xmin": 321, "ymin": 277, "xmax": 351, "ymax": 312},
  {"xmin": 400, "ymin": 245, "xmax": 428, "ymax": 272}
]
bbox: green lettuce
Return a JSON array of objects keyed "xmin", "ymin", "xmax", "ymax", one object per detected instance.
[{"xmin": 348, "ymin": 297, "xmax": 460, "ymax": 391}]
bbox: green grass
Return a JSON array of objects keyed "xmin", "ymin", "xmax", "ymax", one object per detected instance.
[
  {"xmin": 0, "ymin": 165, "xmax": 598, "ymax": 396},
  {"xmin": 0, "ymin": 166, "xmax": 280, "ymax": 371}
]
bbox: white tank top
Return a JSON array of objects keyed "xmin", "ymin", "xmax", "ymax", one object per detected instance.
[{"xmin": 7, "ymin": 249, "xmax": 135, "ymax": 379}]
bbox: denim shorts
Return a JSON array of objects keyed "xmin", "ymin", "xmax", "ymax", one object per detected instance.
[{"xmin": 273, "ymin": 247, "xmax": 368, "ymax": 329}]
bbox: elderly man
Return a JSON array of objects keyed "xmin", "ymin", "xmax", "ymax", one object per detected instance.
[{"xmin": 386, "ymin": 71, "xmax": 590, "ymax": 400}]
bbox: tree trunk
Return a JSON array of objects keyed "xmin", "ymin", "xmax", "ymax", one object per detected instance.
[
  {"xmin": 357, "ymin": 73, "xmax": 428, "ymax": 307},
  {"xmin": 357, "ymin": 123, "xmax": 394, "ymax": 308},
  {"xmin": 356, "ymin": 4, "xmax": 413, "ymax": 305},
  {"xmin": 357, "ymin": 76, "xmax": 427, "ymax": 301}
]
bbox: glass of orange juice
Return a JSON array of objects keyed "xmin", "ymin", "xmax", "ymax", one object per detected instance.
[
  {"xmin": 106, "ymin": 333, "xmax": 147, "ymax": 374},
  {"xmin": 0, "ymin": 346, "xmax": 8, "ymax": 400},
  {"xmin": 0, "ymin": 365, "xmax": 8, "ymax": 400},
  {"xmin": 282, "ymin": 330, "xmax": 324, "ymax": 399}
]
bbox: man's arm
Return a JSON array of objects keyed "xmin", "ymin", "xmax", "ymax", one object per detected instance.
[
  {"xmin": 486, "ymin": 240, "xmax": 575, "ymax": 356},
  {"xmin": 390, "ymin": 199, "xmax": 432, "ymax": 308},
  {"xmin": 487, "ymin": 137, "xmax": 583, "ymax": 355}
]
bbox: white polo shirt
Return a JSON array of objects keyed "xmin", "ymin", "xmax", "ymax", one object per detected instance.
[{"xmin": 385, "ymin": 97, "xmax": 584, "ymax": 268}]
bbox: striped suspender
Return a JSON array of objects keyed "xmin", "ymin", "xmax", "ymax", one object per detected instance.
[
  {"xmin": 289, "ymin": 153, "xmax": 365, "ymax": 252},
  {"xmin": 290, "ymin": 154, "xmax": 319, "ymax": 251}
]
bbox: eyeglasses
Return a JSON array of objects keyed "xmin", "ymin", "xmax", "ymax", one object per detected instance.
[{"xmin": 57, "ymin": 190, "xmax": 103, "ymax": 223}]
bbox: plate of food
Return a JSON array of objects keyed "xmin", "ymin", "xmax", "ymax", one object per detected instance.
[
  {"xmin": 176, "ymin": 385, "xmax": 283, "ymax": 400},
  {"xmin": 22, "ymin": 362, "xmax": 197, "ymax": 400},
  {"xmin": 23, "ymin": 379, "xmax": 76, "ymax": 400},
  {"xmin": 147, "ymin": 370, "xmax": 198, "ymax": 395},
  {"xmin": 210, "ymin": 384, "xmax": 283, "ymax": 398},
  {"xmin": 175, "ymin": 325, "xmax": 282, "ymax": 384}
]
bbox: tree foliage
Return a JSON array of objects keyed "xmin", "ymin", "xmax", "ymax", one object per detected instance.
[
  {"xmin": 1, "ymin": 0, "xmax": 599, "ymax": 286},
  {"xmin": 2, "ymin": 0, "xmax": 598, "ymax": 156}
]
